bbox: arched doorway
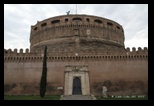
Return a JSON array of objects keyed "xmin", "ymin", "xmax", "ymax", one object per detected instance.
[{"xmin": 72, "ymin": 77, "xmax": 82, "ymax": 95}]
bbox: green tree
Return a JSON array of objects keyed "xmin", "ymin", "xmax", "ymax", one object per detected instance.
[{"xmin": 40, "ymin": 46, "xmax": 47, "ymax": 97}]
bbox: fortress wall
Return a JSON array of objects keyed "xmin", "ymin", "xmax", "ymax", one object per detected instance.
[
  {"xmin": 4, "ymin": 62, "xmax": 65, "ymax": 85},
  {"xmin": 88, "ymin": 60, "xmax": 148, "ymax": 95},
  {"xmin": 89, "ymin": 59, "xmax": 148, "ymax": 82},
  {"xmin": 4, "ymin": 61, "xmax": 65, "ymax": 95},
  {"xmin": 4, "ymin": 57, "xmax": 148, "ymax": 95},
  {"xmin": 4, "ymin": 47, "xmax": 148, "ymax": 95},
  {"xmin": 4, "ymin": 58, "xmax": 148, "ymax": 83}
]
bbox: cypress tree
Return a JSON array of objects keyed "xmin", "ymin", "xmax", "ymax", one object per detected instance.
[{"xmin": 40, "ymin": 46, "xmax": 47, "ymax": 97}]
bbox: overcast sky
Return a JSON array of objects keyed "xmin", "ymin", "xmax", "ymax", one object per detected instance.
[{"xmin": 4, "ymin": 4, "xmax": 148, "ymax": 52}]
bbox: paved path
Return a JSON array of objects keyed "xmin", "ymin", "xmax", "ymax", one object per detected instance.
[{"xmin": 61, "ymin": 95, "xmax": 95, "ymax": 100}]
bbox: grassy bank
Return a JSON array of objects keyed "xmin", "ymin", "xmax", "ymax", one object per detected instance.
[{"xmin": 4, "ymin": 95, "xmax": 61, "ymax": 100}]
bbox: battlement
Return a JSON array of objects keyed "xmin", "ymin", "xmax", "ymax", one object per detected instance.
[
  {"xmin": 4, "ymin": 47, "xmax": 148, "ymax": 62},
  {"xmin": 126, "ymin": 47, "xmax": 148, "ymax": 54},
  {"xmin": 4, "ymin": 47, "xmax": 148, "ymax": 55},
  {"xmin": 4, "ymin": 48, "xmax": 31, "ymax": 55}
]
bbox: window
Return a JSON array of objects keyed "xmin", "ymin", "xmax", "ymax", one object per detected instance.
[
  {"xmin": 65, "ymin": 18, "xmax": 68, "ymax": 22},
  {"xmin": 117, "ymin": 26, "xmax": 120, "ymax": 29},
  {"xmin": 51, "ymin": 20, "xmax": 60, "ymax": 24},
  {"xmin": 73, "ymin": 17, "xmax": 82, "ymax": 21},
  {"xmin": 41, "ymin": 23, "xmax": 47, "ymax": 27},
  {"xmin": 107, "ymin": 22, "xmax": 113, "ymax": 26},
  {"xmin": 34, "ymin": 27, "xmax": 37, "ymax": 31},
  {"xmin": 94, "ymin": 19, "xmax": 102, "ymax": 24},
  {"xmin": 86, "ymin": 18, "xmax": 90, "ymax": 22}
]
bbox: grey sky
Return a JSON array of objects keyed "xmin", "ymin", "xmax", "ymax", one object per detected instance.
[{"xmin": 4, "ymin": 4, "xmax": 148, "ymax": 52}]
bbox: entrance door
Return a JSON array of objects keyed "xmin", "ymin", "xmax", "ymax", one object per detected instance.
[{"xmin": 72, "ymin": 77, "xmax": 82, "ymax": 95}]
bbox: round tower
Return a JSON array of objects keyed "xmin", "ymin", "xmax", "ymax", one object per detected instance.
[{"xmin": 30, "ymin": 14, "xmax": 125, "ymax": 53}]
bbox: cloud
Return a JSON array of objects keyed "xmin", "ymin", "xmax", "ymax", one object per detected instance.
[{"xmin": 4, "ymin": 4, "xmax": 148, "ymax": 51}]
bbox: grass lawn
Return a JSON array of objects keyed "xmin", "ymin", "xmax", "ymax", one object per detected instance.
[
  {"xmin": 96, "ymin": 96, "xmax": 148, "ymax": 100},
  {"xmin": 4, "ymin": 95, "xmax": 61, "ymax": 100}
]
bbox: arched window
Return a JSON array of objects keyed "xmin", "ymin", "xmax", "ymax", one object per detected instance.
[
  {"xmin": 41, "ymin": 23, "xmax": 47, "ymax": 27},
  {"xmin": 94, "ymin": 19, "xmax": 102, "ymax": 24},
  {"xmin": 86, "ymin": 18, "xmax": 90, "ymax": 22},
  {"xmin": 107, "ymin": 22, "xmax": 113, "ymax": 26},
  {"xmin": 65, "ymin": 18, "xmax": 68, "ymax": 22},
  {"xmin": 117, "ymin": 26, "xmax": 120, "ymax": 29},
  {"xmin": 73, "ymin": 17, "xmax": 82, "ymax": 21},
  {"xmin": 51, "ymin": 20, "xmax": 60, "ymax": 24}
]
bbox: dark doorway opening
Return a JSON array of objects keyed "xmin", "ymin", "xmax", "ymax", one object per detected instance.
[{"xmin": 72, "ymin": 77, "xmax": 82, "ymax": 95}]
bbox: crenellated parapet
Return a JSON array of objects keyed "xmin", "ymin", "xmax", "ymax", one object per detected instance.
[
  {"xmin": 125, "ymin": 47, "xmax": 148, "ymax": 55},
  {"xmin": 4, "ymin": 47, "xmax": 148, "ymax": 63},
  {"xmin": 4, "ymin": 48, "xmax": 55, "ymax": 57},
  {"xmin": 4, "ymin": 48, "xmax": 36, "ymax": 56}
]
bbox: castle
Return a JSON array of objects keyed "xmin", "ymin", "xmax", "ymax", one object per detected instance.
[{"xmin": 4, "ymin": 14, "xmax": 148, "ymax": 96}]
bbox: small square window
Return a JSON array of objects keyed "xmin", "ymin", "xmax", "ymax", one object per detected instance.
[
  {"xmin": 65, "ymin": 19, "xmax": 68, "ymax": 22},
  {"xmin": 86, "ymin": 18, "xmax": 90, "ymax": 22}
]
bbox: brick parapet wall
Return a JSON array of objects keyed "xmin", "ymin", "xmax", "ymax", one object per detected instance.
[{"xmin": 4, "ymin": 47, "xmax": 148, "ymax": 63}]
